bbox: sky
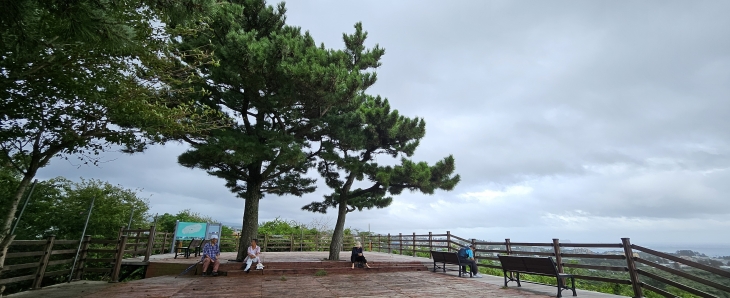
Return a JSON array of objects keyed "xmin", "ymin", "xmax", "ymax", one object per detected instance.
[{"xmin": 38, "ymin": 0, "xmax": 730, "ymax": 248}]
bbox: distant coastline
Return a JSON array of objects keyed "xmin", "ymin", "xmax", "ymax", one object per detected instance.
[{"xmin": 637, "ymin": 243, "xmax": 730, "ymax": 257}]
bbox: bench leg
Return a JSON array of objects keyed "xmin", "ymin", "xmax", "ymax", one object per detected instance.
[
  {"xmin": 442, "ymin": 262, "xmax": 446, "ymax": 273},
  {"xmin": 433, "ymin": 261, "xmax": 437, "ymax": 272},
  {"xmin": 571, "ymin": 277, "xmax": 577, "ymax": 296},
  {"xmin": 556, "ymin": 276, "xmax": 564, "ymax": 298},
  {"xmin": 516, "ymin": 273, "xmax": 521, "ymax": 287},
  {"xmin": 503, "ymin": 271, "xmax": 508, "ymax": 287}
]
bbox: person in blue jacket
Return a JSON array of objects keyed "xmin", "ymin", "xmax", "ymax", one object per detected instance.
[{"xmin": 458, "ymin": 243, "xmax": 483, "ymax": 278}]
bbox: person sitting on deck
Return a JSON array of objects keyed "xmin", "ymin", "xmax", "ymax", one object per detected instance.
[
  {"xmin": 242, "ymin": 239, "xmax": 262, "ymax": 273},
  {"xmin": 351, "ymin": 241, "xmax": 371, "ymax": 269},
  {"xmin": 201, "ymin": 235, "xmax": 221, "ymax": 277},
  {"xmin": 458, "ymin": 243, "xmax": 483, "ymax": 278}
]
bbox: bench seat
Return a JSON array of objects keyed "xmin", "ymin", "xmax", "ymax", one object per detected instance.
[{"xmin": 498, "ymin": 255, "xmax": 577, "ymax": 297}]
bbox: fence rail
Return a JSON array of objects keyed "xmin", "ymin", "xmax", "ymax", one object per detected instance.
[
  {"xmin": 1, "ymin": 226, "xmax": 156, "ymax": 296},
  {"xmin": 360, "ymin": 231, "xmax": 730, "ymax": 298},
  {"xmin": 4, "ymin": 227, "xmax": 729, "ymax": 298}
]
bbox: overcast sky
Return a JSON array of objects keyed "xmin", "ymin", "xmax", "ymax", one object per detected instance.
[{"xmin": 38, "ymin": 0, "xmax": 730, "ymax": 248}]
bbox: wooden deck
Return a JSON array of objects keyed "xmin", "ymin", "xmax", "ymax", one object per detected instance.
[{"xmin": 8, "ymin": 252, "xmax": 626, "ymax": 298}]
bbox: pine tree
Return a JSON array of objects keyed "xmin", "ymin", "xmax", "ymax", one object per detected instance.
[
  {"xmin": 303, "ymin": 95, "xmax": 461, "ymax": 260},
  {"xmin": 174, "ymin": 1, "xmax": 384, "ymax": 261}
]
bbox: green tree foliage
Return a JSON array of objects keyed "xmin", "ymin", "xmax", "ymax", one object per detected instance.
[
  {"xmin": 303, "ymin": 94, "xmax": 461, "ymax": 260},
  {"xmin": 0, "ymin": 0, "xmax": 225, "ymax": 266},
  {"xmin": 173, "ymin": 0, "xmax": 383, "ymax": 261},
  {"xmin": 0, "ymin": 174, "xmax": 149, "ymax": 241},
  {"xmin": 258, "ymin": 217, "xmax": 317, "ymax": 235},
  {"xmin": 154, "ymin": 210, "xmax": 215, "ymax": 233}
]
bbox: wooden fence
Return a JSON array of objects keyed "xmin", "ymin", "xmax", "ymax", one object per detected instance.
[
  {"xmin": 362, "ymin": 231, "xmax": 730, "ymax": 298},
  {"xmin": 0, "ymin": 226, "xmax": 156, "ymax": 296},
  {"xmin": 151, "ymin": 233, "xmax": 358, "ymax": 255}
]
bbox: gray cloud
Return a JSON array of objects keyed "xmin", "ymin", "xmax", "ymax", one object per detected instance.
[{"xmin": 36, "ymin": 0, "xmax": 730, "ymax": 247}]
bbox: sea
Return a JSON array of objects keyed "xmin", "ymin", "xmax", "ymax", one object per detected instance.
[{"xmin": 644, "ymin": 244, "xmax": 730, "ymax": 258}]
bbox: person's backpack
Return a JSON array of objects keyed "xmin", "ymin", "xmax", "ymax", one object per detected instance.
[{"xmin": 458, "ymin": 246, "xmax": 469, "ymax": 259}]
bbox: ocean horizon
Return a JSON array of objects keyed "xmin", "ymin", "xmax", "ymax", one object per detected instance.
[{"xmin": 641, "ymin": 243, "xmax": 730, "ymax": 258}]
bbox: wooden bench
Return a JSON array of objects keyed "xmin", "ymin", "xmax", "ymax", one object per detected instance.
[
  {"xmin": 195, "ymin": 239, "xmax": 209, "ymax": 258},
  {"xmin": 175, "ymin": 239, "xmax": 201, "ymax": 259},
  {"xmin": 498, "ymin": 255, "xmax": 577, "ymax": 298},
  {"xmin": 430, "ymin": 250, "xmax": 473, "ymax": 277}
]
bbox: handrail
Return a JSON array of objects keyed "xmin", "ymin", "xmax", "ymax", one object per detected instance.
[
  {"xmin": 4, "ymin": 231, "xmax": 727, "ymax": 298},
  {"xmin": 631, "ymin": 244, "xmax": 730, "ymax": 279}
]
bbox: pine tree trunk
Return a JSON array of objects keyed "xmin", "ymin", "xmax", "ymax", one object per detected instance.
[
  {"xmin": 0, "ymin": 171, "xmax": 35, "ymax": 270},
  {"xmin": 328, "ymin": 202, "xmax": 349, "ymax": 261},
  {"xmin": 236, "ymin": 184, "xmax": 261, "ymax": 261}
]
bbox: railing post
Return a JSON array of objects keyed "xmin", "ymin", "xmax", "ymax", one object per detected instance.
[
  {"xmin": 263, "ymin": 234, "xmax": 268, "ymax": 252},
  {"xmin": 232, "ymin": 233, "xmax": 238, "ymax": 252},
  {"xmin": 110, "ymin": 236, "xmax": 128, "ymax": 283},
  {"xmin": 552, "ymin": 238, "xmax": 565, "ymax": 287},
  {"xmin": 378, "ymin": 234, "xmax": 382, "ymax": 252},
  {"xmin": 505, "ymin": 238, "xmax": 513, "ymax": 279},
  {"xmin": 74, "ymin": 235, "xmax": 92, "ymax": 280},
  {"xmin": 412, "ymin": 232, "xmax": 416, "ymax": 257},
  {"xmin": 446, "ymin": 231, "xmax": 451, "ymax": 252},
  {"xmin": 622, "ymin": 238, "xmax": 643, "ymax": 298},
  {"xmin": 399, "ymin": 233, "xmax": 403, "ymax": 255},
  {"xmin": 387, "ymin": 233, "xmax": 391, "ymax": 254},
  {"xmin": 159, "ymin": 232, "xmax": 166, "ymax": 254},
  {"xmin": 290, "ymin": 234, "xmax": 294, "ymax": 252},
  {"xmin": 32, "ymin": 235, "xmax": 55, "ymax": 289},
  {"xmin": 133, "ymin": 231, "xmax": 141, "ymax": 258},
  {"xmin": 471, "ymin": 238, "xmax": 477, "ymax": 259},
  {"xmin": 314, "ymin": 233, "xmax": 319, "ymax": 251},
  {"xmin": 429, "ymin": 232, "xmax": 433, "ymax": 253},
  {"xmin": 144, "ymin": 226, "xmax": 155, "ymax": 262},
  {"xmin": 552, "ymin": 239, "xmax": 563, "ymax": 273}
]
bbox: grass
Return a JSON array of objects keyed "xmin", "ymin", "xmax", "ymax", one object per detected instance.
[
  {"xmin": 280, "ymin": 275, "xmax": 287, "ymax": 281},
  {"xmin": 314, "ymin": 269, "xmax": 327, "ymax": 277}
]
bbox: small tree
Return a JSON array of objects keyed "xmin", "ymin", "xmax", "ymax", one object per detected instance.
[{"xmin": 303, "ymin": 96, "xmax": 460, "ymax": 260}]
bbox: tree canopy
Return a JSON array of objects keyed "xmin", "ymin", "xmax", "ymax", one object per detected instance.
[
  {"xmin": 0, "ymin": 171, "xmax": 150, "ymax": 241},
  {"xmin": 0, "ymin": 0, "xmax": 225, "ymax": 266},
  {"xmin": 303, "ymin": 95, "xmax": 461, "ymax": 260},
  {"xmin": 172, "ymin": 0, "xmax": 383, "ymax": 261}
]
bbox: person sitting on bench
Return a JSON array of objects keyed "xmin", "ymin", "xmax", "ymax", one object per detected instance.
[
  {"xmin": 242, "ymin": 239, "xmax": 261, "ymax": 273},
  {"xmin": 201, "ymin": 235, "xmax": 220, "ymax": 277},
  {"xmin": 458, "ymin": 243, "xmax": 483, "ymax": 278},
  {"xmin": 351, "ymin": 241, "xmax": 371, "ymax": 269}
]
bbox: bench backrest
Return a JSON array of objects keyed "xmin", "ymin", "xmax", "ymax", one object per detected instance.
[
  {"xmin": 187, "ymin": 239, "xmax": 201, "ymax": 249},
  {"xmin": 430, "ymin": 250, "xmax": 461, "ymax": 263},
  {"xmin": 498, "ymin": 255, "xmax": 559, "ymax": 276}
]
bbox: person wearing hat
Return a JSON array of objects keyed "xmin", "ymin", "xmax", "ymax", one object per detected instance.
[
  {"xmin": 459, "ymin": 243, "xmax": 483, "ymax": 278},
  {"xmin": 351, "ymin": 241, "xmax": 371, "ymax": 269},
  {"xmin": 201, "ymin": 235, "xmax": 221, "ymax": 276}
]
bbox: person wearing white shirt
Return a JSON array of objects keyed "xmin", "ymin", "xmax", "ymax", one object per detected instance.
[{"xmin": 242, "ymin": 239, "xmax": 261, "ymax": 273}]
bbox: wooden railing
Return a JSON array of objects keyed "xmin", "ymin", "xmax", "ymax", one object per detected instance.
[
  {"xmin": 0, "ymin": 236, "xmax": 80, "ymax": 293},
  {"xmin": 117, "ymin": 226, "xmax": 156, "ymax": 262},
  {"xmin": 155, "ymin": 233, "xmax": 358, "ymax": 254},
  {"xmin": 362, "ymin": 231, "xmax": 730, "ymax": 298},
  {"xmin": 1, "ymin": 226, "xmax": 157, "ymax": 296}
]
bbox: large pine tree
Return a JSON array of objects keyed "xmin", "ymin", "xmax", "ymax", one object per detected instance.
[
  {"xmin": 174, "ymin": 0, "xmax": 384, "ymax": 261},
  {"xmin": 303, "ymin": 95, "xmax": 461, "ymax": 260}
]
